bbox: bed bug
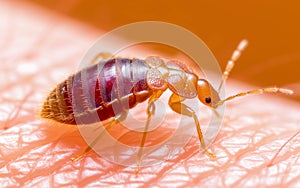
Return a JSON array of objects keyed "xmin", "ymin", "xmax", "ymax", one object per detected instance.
[{"xmin": 40, "ymin": 39, "xmax": 293, "ymax": 174}]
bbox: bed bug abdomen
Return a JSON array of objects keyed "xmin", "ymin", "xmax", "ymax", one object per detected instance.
[
  {"xmin": 41, "ymin": 58, "xmax": 152, "ymax": 125},
  {"xmin": 40, "ymin": 78, "xmax": 76, "ymax": 124}
]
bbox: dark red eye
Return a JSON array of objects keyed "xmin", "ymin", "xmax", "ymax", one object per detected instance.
[{"xmin": 205, "ymin": 97, "xmax": 211, "ymax": 104}]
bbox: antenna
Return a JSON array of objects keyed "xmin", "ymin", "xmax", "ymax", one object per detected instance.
[
  {"xmin": 217, "ymin": 87, "xmax": 294, "ymax": 107},
  {"xmin": 218, "ymin": 39, "xmax": 248, "ymax": 92}
]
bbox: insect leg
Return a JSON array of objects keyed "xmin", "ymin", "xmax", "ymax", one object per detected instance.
[
  {"xmin": 168, "ymin": 93, "xmax": 216, "ymax": 158},
  {"xmin": 71, "ymin": 112, "xmax": 127, "ymax": 162},
  {"xmin": 87, "ymin": 52, "xmax": 114, "ymax": 66},
  {"xmin": 136, "ymin": 90, "xmax": 163, "ymax": 174}
]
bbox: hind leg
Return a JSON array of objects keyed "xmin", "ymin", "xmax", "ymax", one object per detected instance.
[
  {"xmin": 71, "ymin": 112, "xmax": 127, "ymax": 161},
  {"xmin": 87, "ymin": 52, "xmax": 114, "ymax": 66}
]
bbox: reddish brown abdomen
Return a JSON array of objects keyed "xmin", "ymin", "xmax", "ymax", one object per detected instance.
[{"xmin": 41, "ymin": 58, "xmax": 152, "ymax": 124}]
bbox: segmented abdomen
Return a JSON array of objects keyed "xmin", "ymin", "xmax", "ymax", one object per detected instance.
[{"xmin": 41, "ymin": 58, "xmax": 152, "ymax": 124}]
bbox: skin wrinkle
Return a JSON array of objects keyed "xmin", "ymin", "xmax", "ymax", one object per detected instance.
[
  {"xmin": 225, "ymin": 130, "xmax": 286, "ymax": 167},
  {"xmin": 0, "ymin": 126, "xmax": 72, "ymax": 177},
  {"xmin": 2, "ymin": 90, "xmax": 33, "ymax": 130},
  {"xmin": 1, "ymin": 1, "xmax": 300, "ymax": 187}
]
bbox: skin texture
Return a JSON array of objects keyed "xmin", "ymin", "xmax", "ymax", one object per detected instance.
[{"xmin": 1, "ymin": 1, "xmax": 300, "ymax": 187}]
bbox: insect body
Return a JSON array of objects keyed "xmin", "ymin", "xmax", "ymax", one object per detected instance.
[
  {"xmin": 41, "ymin": 58, "xmax": 153, "ymax": 124},
  {"xmin": 41, "ymin": 40, "xmax": 293, "ymax": 174}
]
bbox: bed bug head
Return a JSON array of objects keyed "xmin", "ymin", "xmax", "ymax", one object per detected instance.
[
  {"xmin": 196, "ymin": 39, "xmax": 294, "ymax": 109},
  {"xmin": 196, "ymin": 76, "xmax": 294, "ymax": 110},
  {"xmin": 195, "ymin": 39, "xmax": 249, "ymax": 109},
  {"xmin": 196, "ymin": 79, "xmax": 220, "ymax": 108}
]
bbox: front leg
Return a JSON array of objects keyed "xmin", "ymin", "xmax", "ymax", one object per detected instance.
[{"xmin": 168, "ymin": 94, "xmax": 216, "ymax": 158}]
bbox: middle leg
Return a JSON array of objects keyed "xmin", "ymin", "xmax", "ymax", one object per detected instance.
[{"xmin": 136, "ymin": 90, "xmax": 163, "ymax": 174}]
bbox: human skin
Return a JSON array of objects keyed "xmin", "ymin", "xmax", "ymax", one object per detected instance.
[{"xmin": 0, "ymin": 1, "xmax": 300, "ymax": 187}]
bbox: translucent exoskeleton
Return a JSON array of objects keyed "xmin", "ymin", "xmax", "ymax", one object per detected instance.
[{"xmin": 40, "ymin": 39, "xmax": 294, "ymax": 174}]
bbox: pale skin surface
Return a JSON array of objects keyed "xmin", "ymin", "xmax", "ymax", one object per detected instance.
[{"xmin": 1, "ymin": 1, "xmax": 300, "ymax": 187}]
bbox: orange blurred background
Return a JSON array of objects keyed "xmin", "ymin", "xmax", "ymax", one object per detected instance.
[{"xmin": 29, "ymin": 0, "xmax": 300, "ymax": 101}]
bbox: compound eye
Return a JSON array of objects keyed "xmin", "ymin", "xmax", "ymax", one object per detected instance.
[{"xmin": 205, "ymin": 97, "xmax": 211, "ymax": 104}]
